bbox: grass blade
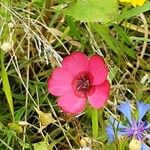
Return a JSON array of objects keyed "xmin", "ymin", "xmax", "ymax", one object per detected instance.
[{"xmin": 0, "ymin": 50, "xmax": 15, "ymax": 122}]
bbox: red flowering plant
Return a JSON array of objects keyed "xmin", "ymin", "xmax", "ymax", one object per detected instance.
[{"xmin": 48, "ymin": 52, "xmax": 110, "ymax": 114}]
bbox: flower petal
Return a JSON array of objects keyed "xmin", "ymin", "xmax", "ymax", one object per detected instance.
[
  {"xmin": 141, "ymin": 143, "xmax": 150, "ymax": 150},
  {"xmin": 131, "ymin": 0, "xmax": 146, "ymax": 7},
  {"xmin": 106, "ymin": 126, "xmax": 115, "ymax": 142},
  {"xmin": 137, "ymin": 101, "xmax": 150, "ymax": 122},
  {"xmin": 57, "ymin": 92, "xmax": 86, "ymax": 114},
  {"xmin": 117, "ymin": 101, "xmax": 132, "ymax": 124},
  {"xmin": 107, "ymin": 118, "xmax": 125, "ymax": 142},
  {"xmin": 62, "ymin": 52, "xmax": 89, "ymax": 75},
  {"xmin": 109, "ymin": 117, "xmax": 129, "ymax": 135},
  {"xmin": 109, "ymin": 117, "xmax": 127, "ymax": 129},
  {"xmin": 48, "ymin": 68, "xmax": 74, "ymax": 96},
  {"xmin": 89, "ymin": 55, "xmax": 108, "ymax": 85},
  {"xmin": 88, "ymin": 80, "xmax": 110, "ymax": 108},
  {"xmin": 106, "ymin": 119, "xmax": 129, "ymax": 143}
]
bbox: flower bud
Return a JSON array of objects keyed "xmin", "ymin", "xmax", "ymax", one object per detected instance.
[
  {"xmin": 8, "ymin": 22, "xmax": 14, "ymax": 28},
  {"xmin": 80, "ymin": 137, "xmax": 92, "ymax": 147},
  {"xmin": 0, "ymin": 41, "xmax": 13, "ymax": 52},
  {"xmin": 129, "ymin": 139, "xmax": 141, "ymax": 150}
]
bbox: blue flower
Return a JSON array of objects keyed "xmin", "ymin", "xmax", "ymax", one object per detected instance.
[{"xmin": 106, "ymin": 101, "xmax": 150, "ymax": 150}]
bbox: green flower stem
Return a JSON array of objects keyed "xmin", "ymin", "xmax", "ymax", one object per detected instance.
[{"xmin": 92, "ymin": 108, "xmax": 99, "ymax": 139}]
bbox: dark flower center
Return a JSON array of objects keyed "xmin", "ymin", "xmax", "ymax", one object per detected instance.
[{"xmin": 72, "ymin": 72, "xmax": 95, "ymax": 98}]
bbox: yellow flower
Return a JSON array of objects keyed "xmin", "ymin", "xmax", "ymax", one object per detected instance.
[
  {"xmin": 131, "ymin": 0, "xmax": 146, "ymax": 6},
  {"xmin": 119, "ymin": 0, "xmax": 146, "ymax": 7}
]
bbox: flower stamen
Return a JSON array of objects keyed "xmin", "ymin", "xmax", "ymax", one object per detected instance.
[{"xmin": 72, "ymin": 72, "xmax": 95, "ymax": 98}]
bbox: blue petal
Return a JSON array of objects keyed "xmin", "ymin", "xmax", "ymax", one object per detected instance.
[
  {"xmin": 117, "ymin": 101, "xmax": 132, "ymax": 124},
  {"xmin": 137, "ymin": 101, "xmax": 150, "ymax": 122},
  {"xmin": 141, "ymin": 143, "xmax": 150, "ymax": 150},
  {"xmin": 106, "ymin": 126, "xmax": 115, "ymax": 142},
  {"xmin": 106, "ymin": 125, "xmax": 129, "ymax": 143},
  {"xmin": 109, "ymin": 117, "xmax": 128, "ymax": 129},
  {"xmin": 106, "ymin": 118, "xmax": 129, "ymax": 142}
]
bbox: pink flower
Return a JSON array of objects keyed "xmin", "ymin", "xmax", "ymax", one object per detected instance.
[{"xmin": 48, "ymin": 52, "xmax": 110, "ymax": 114}]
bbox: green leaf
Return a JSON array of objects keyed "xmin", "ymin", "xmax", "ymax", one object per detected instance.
[
  {"xmin": 0, "ymin": 50, "xmax": 15, "ymax": 122},
  {"xmin": 64, "ymin": 0, "xmax": 118, "ymax": 23},
  {"xmin": 113, "ymin": 24, "xmax": 131, "ymax": 44},
  {"xmin": 114, "ymin": 26, "xmax": 136, "ymax": 58},
  {"xmin": 114, "ymin": 1, "xmax": 150, "ymax": 22},
  {"xmin": 66, "ymin": 16, "xmax": 81, "ymax": 40},
  {"xmin": 92, "ymin": 24, "xmax": 122, "ymax": 55},
  {"xmin": 117, "ymin": 41, "xmax": 136, "ymax": 59},
  {"xmin": 92, "ymin": 24, "xmax": 136, "ymax": 59}
]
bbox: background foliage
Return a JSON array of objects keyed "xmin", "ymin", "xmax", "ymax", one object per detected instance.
[{"xmin": 0, "ymin": 0, "xmax": 150, "ymax": 149}]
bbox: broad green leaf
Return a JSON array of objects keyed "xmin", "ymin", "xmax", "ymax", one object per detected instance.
[
  {"xmin": 0, "ymin": 50, "xmax": 15, "ymax": 122},
  {"xmin": 64, "ymin": 0, "xmax": 118, "ymax": 23}
]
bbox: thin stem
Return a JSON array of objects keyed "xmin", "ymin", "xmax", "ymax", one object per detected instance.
[
  {"xmin": 22, "ymin": 6, "xmax": 30, "ymax": 150},
  {"xmin": 0, "ymin": 138, "xmax": 13, "ymax": 150}
]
